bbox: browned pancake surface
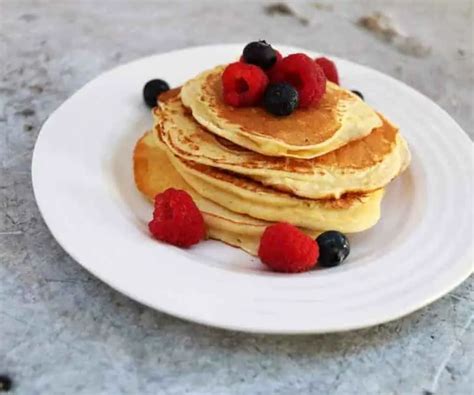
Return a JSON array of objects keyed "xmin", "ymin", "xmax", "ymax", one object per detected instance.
[
  {"xmin": 157, "ymin": 91, "xmax": 398, "ymax": 173},
  {"xmin": 179, "ymin": 155, "xmax": 373, "ymax": 210},
  {"xmin": 203, "ymin": 71, "xmax": 351, "ymax": 146}
]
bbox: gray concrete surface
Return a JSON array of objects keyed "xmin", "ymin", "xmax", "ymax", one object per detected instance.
[{"xmin": 1, "ymin": 1, "xmax": 473, "ymax": 394}]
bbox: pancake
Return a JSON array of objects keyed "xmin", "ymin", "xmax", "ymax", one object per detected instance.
[
  {"xmin": 180, "ymin": 65, "xmax": 383, "ymax": 158},
  {"xmin": 163, "ymin": 144, "xmax": 385, "ymax": 233},
  {"xmin": 156, "ymin": 90, "xmax": 411, "ymax": 199},
  {"xmin": 134, "ymin": 131, "xmax": 320, "ymax": 255}
]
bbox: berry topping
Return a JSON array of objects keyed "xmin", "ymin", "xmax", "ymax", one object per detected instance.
[
  {"xmin": 263, "ymin": 83, "xmax": 299, "ymax": 116},
  {"xmin": 271, "ymin": 53, "xmax": 326, "ymax": 108},
  {"xmin": 222, "ymin": 62, "xmax": 269, "ymax": 107},
  {"xmin": 258, "ymin": 223, "xmax": 319, "ymax": 273},
  {"xmin": 143, "ymin": 79, "xmax": 170, "ymax": 108},
  {"xmin": 351, "ymin": 90, "xmax": 364, "ymax": 100},
  {"xmin": 315, "ymin": 57, "xmax": 339, "ymax": 85},
  {"xmin": 148, "ymin": 188, "xmax": 205, "ymax": 248},
  {"xmin": 316, "ymin": 231, "xmax": 350, "ymax": 267},
  {"xmin": 242, "ymin": 40, "xmax": 278, "ymax": 70}
]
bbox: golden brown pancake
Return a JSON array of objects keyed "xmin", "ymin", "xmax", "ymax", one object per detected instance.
[
  {"xmin": 206, "ymin": 71, "xmax": 349, "ymax": 145},
  {"xmin": 164, "ymin": 145, "xmax": 385, "ymax": 233},
  {"xmin": 180, "ymin": 65, "xmax": 383, "ymax": 158},
  {"xmin": 155, "ymin": 90, "xmax": 410, "ymax": 198}
]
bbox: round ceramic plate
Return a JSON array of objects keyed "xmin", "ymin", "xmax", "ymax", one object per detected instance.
[{"xmin": 32, "ymin": 44, "xmax": 473, "ymax": 334}]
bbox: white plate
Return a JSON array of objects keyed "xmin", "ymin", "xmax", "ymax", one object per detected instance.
[{"xmin": 32, "ymin": 44, "xmax": 473, "ymax": 334}]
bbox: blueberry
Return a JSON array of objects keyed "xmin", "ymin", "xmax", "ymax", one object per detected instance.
[
  {"xmin": 0, "ymin": 375, "xmax": 12, "ymax": 392},
  {"xmin": 264, "ymin": 83, "xmax": 299, "ymax": 116},
  {"xmin": 143, "ymin": 79, "xmax": 170, "ymax": 108},
  {"xmin": 316, "ymin": 231, "xmax": 350, "ymax": 268},
  {"xmin": 351, "ymin": 90, "xmax": 364, "ymax": 100},
  {"xmin": 242, "ymin": 40, "xmax": 277, "ymax": 70}
]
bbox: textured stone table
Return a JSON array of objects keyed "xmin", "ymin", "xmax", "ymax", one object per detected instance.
[{"xmin": 1, "ymin": 1, "xmax": 472, "ymax": 394}]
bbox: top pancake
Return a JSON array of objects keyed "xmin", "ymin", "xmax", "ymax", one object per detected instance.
[{"xmin": 181, "ymin": 65, "xmax": 383, "ymax": 158}]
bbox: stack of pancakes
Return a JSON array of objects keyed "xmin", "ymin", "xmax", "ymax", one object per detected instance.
[{"xmin": 134, "ymin": 65, "xmax": 411, "ymax": 255}]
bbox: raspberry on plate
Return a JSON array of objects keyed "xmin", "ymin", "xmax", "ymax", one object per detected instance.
[
  {"xmin": 148, "ymin": 188, "xmax": 205, "ymax": 248},
  {"xmin": 271, "ymin": 53, "xmax": 326, "ymax": 108},
  {"xmin": 315, "ymin": 57, "xmax": 339, "ymax": 85},
  {"xmin": 222, "ymin": 62, "xmax": 269, "ymax": 107},
  {"xmin": 258, "ymin": 223, "xmax": 319, "ymax": 273}
]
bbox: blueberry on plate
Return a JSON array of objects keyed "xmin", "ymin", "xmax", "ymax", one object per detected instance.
[
  {"xmin": 264, "ymin": 83, "xmax": 299, "ymax": 116},
  {"xmin": 143, "ymin": 79, "xmax": 170, "ymax": 108},
  {"xmin": 316, "ymin": 231, "xmax": 350, "ymax": 268},
  {"xmin": 351, "ymin": 90, "xmax": 364, "ymax": 100},
  {"xmin": 242, "ymin": 40, "xmax": 277, "ymax": 70}
]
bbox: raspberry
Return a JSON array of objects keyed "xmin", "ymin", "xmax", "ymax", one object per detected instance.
[
  {"xmin": 258, "ymin": 223, "xmax": 319, "ymax": 273},
  {"xmin": 222, "ymin": 62, "xmax": 269, "ymax": 107},
  {"xmin": 148, "ymin": 188, "xmax": 205, "ymax": 247},
  {"xmin": 266, "ymin": 50, "xmax": 283, "ymax": 80},
  {"xmin": 271, "ymin": 53, "xmax": 326, "ymax": 108},
  {"xmin": 315, "ymin": 57, "xmax": 339, "ymax": 85}
]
